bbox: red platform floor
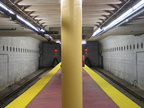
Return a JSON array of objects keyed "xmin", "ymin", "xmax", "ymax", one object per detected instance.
[{"xmin": 26, "ymin": 69, "xmax": 119, "ymax": 108}]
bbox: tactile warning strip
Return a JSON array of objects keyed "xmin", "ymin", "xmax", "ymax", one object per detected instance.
[
  {"xmin": 5, "ymin": 63, "xmax": 61, "ymax": 108},
  {"xmin": 83, "ymin": 65, "xmax": 141, "ymax": 108}
]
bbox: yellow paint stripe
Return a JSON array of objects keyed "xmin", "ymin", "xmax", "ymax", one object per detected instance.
[
  {"xmin": 83, "ymin": 65, "xmax": 141, "ymax": 108},
  {"xmin": 5, "ymin": 63, "xmax": 61, "ymax": 108}
]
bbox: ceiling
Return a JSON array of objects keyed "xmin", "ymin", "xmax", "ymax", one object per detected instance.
[{"xmin": 0, "ymin": 0, "xmax": 144, "ymax": 41}]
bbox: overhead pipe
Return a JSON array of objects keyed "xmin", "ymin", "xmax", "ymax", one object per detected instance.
[
  {"xmin": 99, "ymin": 0, "xmax": 131, "ymax": 27},
  {"xmin": 0, "ymin": 1, "xmax": 53, "ymax": 41},
  {"xmin": 92, "ymin": 0, "xmax": 144, "ymax": 37},
  {"xmin": 8, "ymin": 0, "xmax": 59, "ymax": 39},
  {"xmin": 8, "ymin": 0, "xmax": 43, "ymax": 29}
]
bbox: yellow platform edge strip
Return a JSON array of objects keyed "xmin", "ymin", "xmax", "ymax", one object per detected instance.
[
  {"xmin": 5, "ymin": 63, "xmax": 61, "ymax": 108},
  {"xmin": 83, "ymin": 65, "xmax": 141, "ymax": 108}
]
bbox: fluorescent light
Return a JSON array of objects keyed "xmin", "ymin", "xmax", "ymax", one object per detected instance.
[
  {"xmin": 40, "ymin": 28, "xmax": 45, "ymax": 32},
  {"xmin": 56, "ymin": 40, "xmax": 61, "ymax": 44},
  {"xmin": 49, "ymin": 36, "xmax": 52, "ymax": 39},
  {"xmin": 44, "ymin": 34, "xmax": 53, "ymax": 39},
  {"xmin": 0, "ymin": 2, "xmax": 39, "ymax": 32},
  {"xmin": 0, "ymin": 2, "xmax": 14, "ymax": 14},
  {"xmin": 92, "ymin": 0, "xmax": 144, "ymax": 37},
  {"xmin": 92, "ymin": 28, "xmax": 103, "ymax": 37},
  {"xmin": 17, "ymin": 15, "xmax": 39, "ymax": 32},
  {"xmin": 0, "ymin": 3, "xmax": 8, "ymax": 11},
  {"xmin": 82, "ymin": 40, "xmax": 87, "ymax": 44},
  {"xmin": 105, "ymin": 1, "xmax": 144, "ymax": 30},
  {"xmin": 133, "ymin": 0, "xmax": 144, "ymax": 9},
  {"xmin": 7, "ymin": 9, "xmax": 14, "ymax": 14},
  {"xmin": 0, "ymin": 1, "xmax": 51, "ymax": 39}
]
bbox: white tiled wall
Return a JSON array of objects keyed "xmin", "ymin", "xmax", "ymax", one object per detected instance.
[
  {"xmin": 0, "ymin": 37, "xmax": 40, "ymax": 91},
  {"xmin": 100, "ymin": 35, "xmax": 144, "ymax": 90}
]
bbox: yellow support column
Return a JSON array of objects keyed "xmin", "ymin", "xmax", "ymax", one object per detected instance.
[{"xmin": 61, "ymin": 0, "xmax": 82, "ymax": 108}]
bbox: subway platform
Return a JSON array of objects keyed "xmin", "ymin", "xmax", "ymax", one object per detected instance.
[{"xmin": 5, "ymin": 63, "xmax": 141, "ymax": 108}]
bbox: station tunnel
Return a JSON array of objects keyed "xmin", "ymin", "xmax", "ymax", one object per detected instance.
[{"xmin": 0, "ymin": 0, "xmax": 144, "ymax": 108}]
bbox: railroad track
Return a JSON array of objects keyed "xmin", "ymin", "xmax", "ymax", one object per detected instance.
[
  {"xmin": 93, "ymin": 68, "xmax": 144, "ymax": 103},
  {"xmin": 0, "ymin": 68, "xmax": 50, "ymax": 107}
]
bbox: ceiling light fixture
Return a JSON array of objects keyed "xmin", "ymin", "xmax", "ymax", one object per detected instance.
[
  {"xmin": 0, "ymin": 1, "xmax": 53, "ymax": 40},
  {"xmin": 55, "ymin": 40, "xmax": 85, "ymax": 45},
  {"xmin": 92, "ymin": 0, "xmax": 144, "ymax": 37},
  {"xmin": 0, "ymin": 1, "xmax": 39, "ymax": 32},
  {"xmin": 17, "ymin": 15, "xmax": 39, "ymax": 32},
  {"xmin": 56, "ymin": 40, "xmax": 61, "ymax": 44},
  {"xmin": 44, "ymin": 34, "xmax": 53, "ymax": 39},
  {"xmin": 92, "ymin": 28, "xmax": 103, "ymax": 37},
  {"xmin": 82, "ymin": 40, "xmax": 87, "ymax": 44},
  {"xmin": 0, "ymin": 2, "xmax": 14, "ymax": 14},
  {"xmin": 40, "ymin": 28, "xmax": 46, "ymax": 32}
]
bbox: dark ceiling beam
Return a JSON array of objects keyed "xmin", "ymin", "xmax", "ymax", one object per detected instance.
[
  {"xmin": 14, "ymin": 0, "xmax": 23, "ymax": 5},
  {"xmin": 94, "ymin": 24, "xmax": 99, "ymax": 28},
  {"xmin": 108, "ymin": 4, "xmax": 120, "ymax": 10},
  {"xmin": 104, "ymin": 10, "xmax": 115, "ymax": 15},
  {"xmin": 36, "ymin": 19, "xmax": 42, "ymax": 23},
  {"xmin": 43, "ymin": 25, "xmax": 48, "ymax": 29},
  {"xmin": 102, "ymin": 15, "xmax": 110, "ymax": 19},
  {"xmin": 20, "ymin": 5, "xmax": 31, "ymax": 11},
  {"xmin": 95, "ymin": 22, "xmax": 102, "ymax": 27},
  {"xmin": 31, "ymin": 15, "xmax": 38, "ymax": 19},
  {"xmin": 40, "ymin": 22, "xmax": 45, "ymax": 26},
  {"xmin": 26, "ymin": 11, "xmax": 35, "ymax": 15},
  {"xmin": 119, "ymin": 0, "xmax": 128, "ymax": 3},
  {"xmin": 99, "ymin": 19, "xmax": 105, "ymax": 23}
]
